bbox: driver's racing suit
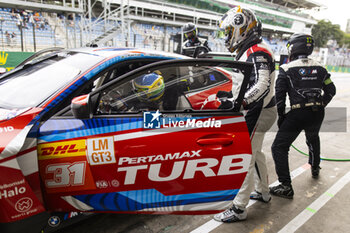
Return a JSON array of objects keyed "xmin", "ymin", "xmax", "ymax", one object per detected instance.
[{"xmin": 232, "ymin": 38, "xmax": 277, "ymax": 209}]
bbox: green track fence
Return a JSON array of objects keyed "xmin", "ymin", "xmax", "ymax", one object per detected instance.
[{"xmin": 0, "ymin": 51, "xmax": 34, "ymax": 72}]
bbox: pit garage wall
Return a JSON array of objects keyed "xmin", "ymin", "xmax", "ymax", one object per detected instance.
[{"xmin": 0, "ymin": 51, "xmax": 34, "ymax": 72}]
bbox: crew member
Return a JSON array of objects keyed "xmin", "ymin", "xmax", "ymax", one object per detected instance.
[
  {"xmin": 182, "ymin": 22, "xmax": 211, "ymax": 57},
  {"xmin": 269, "ymin": 33, "xmax": 336, "ymax": 199},
  {"xmin": 213, "ymin": 6, "xmax": 277, "ymax": 223}
]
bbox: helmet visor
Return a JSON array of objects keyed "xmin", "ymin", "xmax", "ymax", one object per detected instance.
[
  {"xmin": 224, "ymin": 27, "xmax": 234, "ymax": 47},
  {"xmin": 216, "ymin": 27, "xmax": 233, "ymax": 42},
  {"xmin": 185, "ymin": 31, "xmax": 196, "ymax": 39}
]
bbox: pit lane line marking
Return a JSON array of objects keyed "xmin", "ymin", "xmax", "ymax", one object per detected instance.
[
  {"xmin": 190, "ymin": 163, "xmax": 310, "ymax": 233},
  {"xmin": 278, "ymin": 169, "xmax": 350, "ymax": 233}
]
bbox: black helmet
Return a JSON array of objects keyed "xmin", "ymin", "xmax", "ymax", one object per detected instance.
[
  {"xmin": 182, "ymin": 22, "xmax": 197, "ymax": 40},
  {"xmin": 287, "ymin": 33, "xmax": 314, "ymax": 59}
]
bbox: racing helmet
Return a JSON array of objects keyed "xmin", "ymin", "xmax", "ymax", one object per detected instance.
[
  {"xmin": 133, "ymin": 72, "xmax": 165, "ymax": 102},
  {"xmin": 183, "ymin": 22, "xmax": 198, "ymax": 40},
  {"xmin": 287, "ymin": 33, "xmax": 314, "ymax": 59},
  {"xmin": 219, "ymin": 6, "xmax": 259, "ymax": 53}
]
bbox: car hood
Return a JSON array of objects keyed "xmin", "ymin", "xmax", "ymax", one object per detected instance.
[
  {"xmin": 0, "ymin": 108, "xmax": 42, "ymax": 159},
  {"xmin": 0, "ymin": 108, "xmax": 31, "ymax": 122}
]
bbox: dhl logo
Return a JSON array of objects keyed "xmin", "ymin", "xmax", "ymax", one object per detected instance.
[{"xmin": 38, "ymin": 140, "xmax": 86, "ymax": 160}]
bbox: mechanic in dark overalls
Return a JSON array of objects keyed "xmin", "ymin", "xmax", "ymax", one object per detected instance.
[
  {"xmin": 181, "ymin": 22, "xmax": 211, "ymax": 57},
  {"xmin": 269, "ymin": 33, "xmax": 336, "ymax": 199}
]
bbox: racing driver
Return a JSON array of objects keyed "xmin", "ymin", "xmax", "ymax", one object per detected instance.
[{"xmin": 214, "ymin": 6, "xmax": 277, "ymax": 223}]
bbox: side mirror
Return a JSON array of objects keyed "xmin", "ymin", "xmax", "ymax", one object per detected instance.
[{"xmin": 71, "ymin": 94, "xmax": 92, "ymax": 119}]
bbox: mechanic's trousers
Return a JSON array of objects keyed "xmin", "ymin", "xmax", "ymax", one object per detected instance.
[
  {"xmin": 233, "ymin": 106, "xmax": 277, "ymax": 209},
  {"xmin": 271, "ymin": 107, "xmax": 325, "ymax": 185}
]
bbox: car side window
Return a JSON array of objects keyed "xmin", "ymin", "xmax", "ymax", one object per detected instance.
[
  {"xmin": 55, "ymin": 60, "xmax": 166, "ymax": 116},
  {"xmin": 96, "ymin": 64, "xmax": 237, "ymax": 114},
  {"xmin": 181, "ymin": 67, "xmax": 229, "ymax": 91}
]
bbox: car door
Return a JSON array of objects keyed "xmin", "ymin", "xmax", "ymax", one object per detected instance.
[{"xmin": 37, "ymin": 59, "xmax": 253, "ymax": 214}]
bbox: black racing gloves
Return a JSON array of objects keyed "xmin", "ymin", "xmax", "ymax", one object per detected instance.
[{"xmin": 217, "ymin": 91, "xmax": 234, "ymax": 109}]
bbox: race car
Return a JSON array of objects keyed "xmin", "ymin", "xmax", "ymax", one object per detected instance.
[{"xmin": 0, "ymin": 47, "xmax": 253, "ymax": 233}]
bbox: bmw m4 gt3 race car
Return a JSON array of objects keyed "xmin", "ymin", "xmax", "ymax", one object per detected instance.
[{"xmin": 0, "ymin": 47, "xmax": 253, "ymax": 233}]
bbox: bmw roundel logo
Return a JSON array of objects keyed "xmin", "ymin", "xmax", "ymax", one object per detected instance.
[
  {"xmin": 48, "ymin": 216, "xmax": 61, "ymax": 227},
  {"xmin": 299, "ymin": 68, "xmax": 306, "ymax": 75}
]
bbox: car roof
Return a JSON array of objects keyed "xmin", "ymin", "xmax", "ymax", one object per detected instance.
[{"xmin": 69, "ymin": 47, "xmax": 188, "ymax": 60}]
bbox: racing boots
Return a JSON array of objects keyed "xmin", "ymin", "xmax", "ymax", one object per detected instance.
[
  {"xmin": 213, "ymin": 204, "xmax": 247, "ymax": 223},
  {"xmin": 311, "ymin": 166, "xmax": 321, "ymax": 178},
  {"xmin": 250, "ymin": 190, "xmax": 271, "ymax": 203},
  {"xmin": 269, "ymin": 183, "xmax": 294, "ymax": 199}
]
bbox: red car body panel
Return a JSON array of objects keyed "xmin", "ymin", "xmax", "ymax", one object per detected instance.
[{"xmin": 0, "ymin": 49, "xmax": 252, "ymax": 232}]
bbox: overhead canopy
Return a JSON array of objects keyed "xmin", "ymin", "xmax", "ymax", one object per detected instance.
[{"xmin": 266, "ymin": 0, "xmax": 323, "ymax": 9}]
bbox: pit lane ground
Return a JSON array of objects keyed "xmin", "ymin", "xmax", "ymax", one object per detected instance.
[{"xmin": 59, "ymin": 72, "xmax": 350, "ymax": 233}]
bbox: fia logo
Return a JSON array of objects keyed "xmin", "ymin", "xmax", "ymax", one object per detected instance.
[
  {"xmin": 95, "ymin": 180, "xmax": 109, "ymax": 188},
  {"xmin": 143, "ymin": 110, "xmax": 162, "ymax": 129}
]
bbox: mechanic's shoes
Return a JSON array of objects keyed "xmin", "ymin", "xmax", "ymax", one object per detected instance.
[
  {"xmin": 250, "ymin": 190, "xmax": 271, "ymax": 203},
  {"xmin": 269, "ymin": 184, "xmax": 294, "ymax": 199},
  {"xmin": 311, "ymin": 166, "xmax": 321, "ymax": 178},
  {"xmin": 213, "ymin": 205, "xmax": 247, "ymax": 223}
]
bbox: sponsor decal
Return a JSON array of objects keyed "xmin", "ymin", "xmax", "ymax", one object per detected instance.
[
  {"xmin": 48, "ymin": 216, "xmax": 61, "ymax": 227},
  {"xmin": 15, "ymin": 197, "xmax": 33, "ymax": 213},
  {"xmin": 67, "ymin": 212, "xmax": 79, "ymax": 218},
  {"xmin": 111, "ymin": 179, "xmax": 120, "ymax": 187},
  {"xmin": 38, "ymin": 140, "xmax": 86, "ymax": 160},
  {"xmin": 0, "ymin": 51, "xmax": 8, "ymax": 65},
  {"xmin": 299, "ymin": 68, "xmax": 306, "ymax": 75},
  {"xmin": 86, "ymin": 136, "xmax": 116, "ymax": 165},
  {"xmin": 94, "ymin": 180, "xmax": 119, "ymax": 189},
  {"xmin": 301, "ymin": 76, "xmax": 317, "ymax": 80},
  {"xmin": 118, "ymin": 150, "xmax": 202, "ymax": 165},
  {"xmin": 0, "ymin": 186, "xmax": 26, "ymax": 199},
  {"xmin": 0, "ymin": 179, "xmax": 25, "ymax": 190},
  {"xmin": 299, "ymin": 68, "xmax": 318, "ymax": 76},
  {"xmin": 117, "ymin": 152, "xmax": 250, "ymax": 185},
  {"xmin": 143, "ymin": 110, "xmax": 221, "ymax": 129},
  {"xmin": 255, "ymin": 56, "xmax": 268, "ymax": 63},
  {"xmin": 259, "ymin": 63, "xmax": 268, "ymax": 70},
  {"xmin": 0, "ymin": 126, "xmax": 14, "ymax": 134}
]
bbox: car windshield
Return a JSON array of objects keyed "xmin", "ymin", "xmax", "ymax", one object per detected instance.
[{"xmin": 0, "ymin": 52, "xmax": 104, "ymax": 109}]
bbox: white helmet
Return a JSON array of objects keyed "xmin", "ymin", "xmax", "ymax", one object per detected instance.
[{"xmin": 219, "ymin": 6, "xmax": 258, "ymax": 53}]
